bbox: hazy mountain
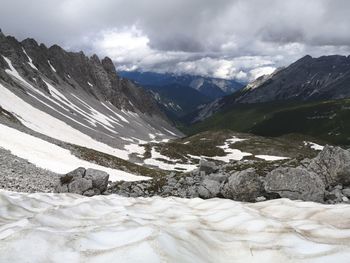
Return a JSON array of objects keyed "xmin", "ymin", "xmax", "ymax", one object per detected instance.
[
  {"xmin": 183, "ymin": 55, "xmax": 350, "ymax": 145},
  {"xmin": 119, "ymin": 71, "xmax": 244, "ymax": 117},
  {"xmin": 190, "ymin": 55, "xmax": 350, "ymax": 121}
]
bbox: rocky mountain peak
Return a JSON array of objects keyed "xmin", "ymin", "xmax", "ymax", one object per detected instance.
[{"xmin": 0, "ymin": 32, "xmax": 171, "ymax": 120}]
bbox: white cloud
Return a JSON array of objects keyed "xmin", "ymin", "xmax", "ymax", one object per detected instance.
[{"xmin": 1, "ymin": 0, "xmax": 350, "ymax": 82}]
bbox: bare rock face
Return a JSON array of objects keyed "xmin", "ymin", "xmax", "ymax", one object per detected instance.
[
  {"xmin": 68, "ymin": 178, "xmax": 93, "ymax": 195},
  {"xmin": 55, "ymin": 167, "xmax": 109, "ymax": 196},
  {"xmin": 84, "ymin": 168, "xmax": 109, "ymax": 193},
  {"xmin": 221, "ymin": 168, "xmax": 264, "ymax": 202},
  {"xmin": 265, "ymin": 167, "xmax": 325, "ymax": 202},
  {"xmin": 307, "ymin": 145, "xmax": 350, "ymax": 187},
  {"xmin": 198, "ymin": 179, "xmax": 221, "ymax": 199}
]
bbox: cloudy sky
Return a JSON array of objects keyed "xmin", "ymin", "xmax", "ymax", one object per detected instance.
[{"xmin": 1, "ymin": 0, "xmax": 350, "ymax": 82}]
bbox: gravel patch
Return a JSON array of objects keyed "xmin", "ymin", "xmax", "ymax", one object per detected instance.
[{"xmin": 0, "ymin": 147, "xmax": 59, "ymax": 193}]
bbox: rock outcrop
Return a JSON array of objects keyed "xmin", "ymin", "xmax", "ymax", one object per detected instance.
[
  {"xmin": 221, "ymin": 168, "xmax": 264, "ymax": 202},
  {"xmin": 56, "ymin": 167, "xmax": 109, "ymax": 196},
  {"xmin": 264, "ymin": 167, "xmax": 325, "ymax": 202},
  {"xmin": 307, "ymin": 145, "xmax": 350, "ymax": 187}
]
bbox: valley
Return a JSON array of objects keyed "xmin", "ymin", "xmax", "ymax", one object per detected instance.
[{"xmin": 0, "ymin": 14, "xmax": 350, "ymax": 262}]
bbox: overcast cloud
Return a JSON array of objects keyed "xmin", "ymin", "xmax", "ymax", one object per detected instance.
[{"xmin": 1, "ymin": 0, "xmax": 350, "ymax": 82}]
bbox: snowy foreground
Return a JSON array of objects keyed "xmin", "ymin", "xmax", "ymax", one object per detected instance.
[{"xmin": 0, "ymin": 190, "xmax": 349, "ymax": 262}]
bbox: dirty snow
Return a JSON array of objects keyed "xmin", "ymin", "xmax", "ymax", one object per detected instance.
[
  {"xmin": 0, "ymin": 124, "xmax": 149, "ymax": 182},
  {"xmin": 0, "ymin": 191, "xmax": 349, "ymax": 263}
]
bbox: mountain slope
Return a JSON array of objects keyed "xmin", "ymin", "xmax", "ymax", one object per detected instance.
[
  {"xmin": 184, "ymin": 99, "xmax": 350, "ymax": 146},
  {"xmin": 0, "ymin": 31, "xmax": 181, "ymax": 179},
  {"xmin": 192, "ymin": 55, "xmax": 350, "ymax": 122}
]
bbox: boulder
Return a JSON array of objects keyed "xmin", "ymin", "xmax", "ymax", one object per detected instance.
[
  {"xmin": 265, "ymin": 167, "xmax": 325, "ymax": 202},
  {"xmin": 342, "ymin": 188, "xmax": 350, "ymax": 198},
  {"xmin": 84, "ymin": 168, "xmax": 109, "ymax": 192},
  {"xmin": 307, "ymin": 145, "xmax": 350, "ymax": 187},
  {"xmin": 68, "ymin": 178, "xmax": 93, "ymax": 195},
  {"xmin": 199, "ymin": 159, "xmax": 218, "ymax": 174},
  {"xmin": 59, "ymin": 167, "xmax": 86, "ymax": 184},
  {"xmin": 221, "ymin": 168, "xmax": 264, "ymax": 202},
  {"xmin": 207, "ymin": 173, "xmax": 229, "ymax": 183},
  {"xmin": 198, "ymin": 179, "xmax": 221, "ymax": 199},
  {"xmin": 55, "ymin": 167, "xmax": 110, "ymax": 196}
]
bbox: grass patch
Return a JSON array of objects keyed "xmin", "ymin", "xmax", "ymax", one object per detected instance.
[{"xmin": 182, "ymin": 99, "xmax": 350, "ymax": 147}]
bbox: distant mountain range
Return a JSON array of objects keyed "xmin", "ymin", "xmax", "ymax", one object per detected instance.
[
  {"xmin": 184, "ymin": 55, "xmax": 350, "ymax": 145},
  {"xmin": 119, "ymin": 71, "xmax": 244, "ymax": 117}
]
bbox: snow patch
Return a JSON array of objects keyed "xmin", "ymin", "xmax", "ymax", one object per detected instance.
[
  {"xmin": 0, "ymin": 124, "xmax": 149, "ymax": 181},
  {"xmin": 304, "ymin": 141, "xmax": 324, "ymax": 151},
  {"xmin": 144, "ymin": 147, "xmax": 197, "ymax": 172},
  {"xmin": 255, "ymin": 155, "xmax": 289, "ymax": 161}
]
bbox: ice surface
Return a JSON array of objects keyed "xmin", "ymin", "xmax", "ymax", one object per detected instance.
[
  {"xmin": 0, "ymin": 191, "xmax": 349, "ymax": 263},
  {"xmin": 0, "ymin": 124, "xmax": 149, "ymax": 181}
]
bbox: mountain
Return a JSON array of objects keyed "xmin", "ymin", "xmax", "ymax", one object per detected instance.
[
  {"xmin": 0, "ymin": 30, "xmax": 182, "ymax": 179},
  {"xmin": 119, "ymin": 71, "xmax": 244, "ymax": 117},
  {"xmin": 183, "ymin": 55, "xmax": 350, "ymax": 145}
]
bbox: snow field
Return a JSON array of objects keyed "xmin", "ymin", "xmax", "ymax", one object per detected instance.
[
  {"xmin": 0, "ymin": 124, "xmax": 149, "ymax": 181},
  {"xmin": 0, "ymin": 191, "xmax": 349, "ymax": 263}
]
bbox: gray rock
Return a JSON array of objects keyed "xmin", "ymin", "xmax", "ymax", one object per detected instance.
[
  {"xmin": 55, "ymin": 184, "xmax": 68, "ymax": 193},
  {"xmin": 342, "ymin": 188, "xmax": 350, "ymax": 197},
  {"xmin": 59, "ymin": 167, "xmax": 86, "ymax": 185},
  {"xmin": 68, "ymin": 178, "xmax": 93, "ymax": 195},
  {"xmin": 207, "ymin": 173, "xmax": 229, "ymax": 183},
  {"xmin": 307, "ymin": 145, "xmax": 350, "ymax": 187},
  {"xmin": 83, "ymin": 188, "xmax": 101, "ymax": 197},
  {"xmin": 330, "ymin": 188, "xmax": 343, "ymax": 200},
  {"xmin": 265, "ymin": 167, "xmax": 325, "ymax": 202},
  {"xmin": 221, "ymin": 168, "xmax": 264, "ymax": 202},
  {"xmin": 84, "ymin": 168, "xmax": 109, "ymax": 192},
  {"xmin": 198, "ymin": 179, "xmax": 221, "ymax": 199},
  {"xmin": 83, "ymin": 189, "xmax": 96, "ymax": 197},
  {"xmin": 199, "ymin": 159, "xmax": 218, "ymax": 174}
]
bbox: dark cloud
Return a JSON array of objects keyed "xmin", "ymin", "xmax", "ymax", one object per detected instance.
[{"xmin": 0, "ymin": 0, "xmax": 349, "ymax": 81}]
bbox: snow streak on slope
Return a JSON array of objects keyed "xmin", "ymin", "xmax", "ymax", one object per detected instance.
[
  {"xmin": 0, "ymin": 83, "xmax": 130, "ymax": 160},
  {"xmin": 0, "ymin": 56, "xmax": 178, "ymax": 161},
  {"xmin": 0, "ymin": 124, "xmax": 149, "ymax": 181},
  {"xmin": 0, "ymin": 191, "xmax": 349, "ymax": 263}
]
